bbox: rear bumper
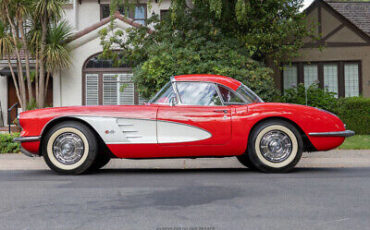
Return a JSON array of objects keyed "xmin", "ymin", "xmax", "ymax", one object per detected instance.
[
  {"xmin": 308, "ymin": 130, "xmax": 355, "ymax": 137},
  {"xmin": 13, "ymin": 136, "xmax": 41, "ymax": 143}
]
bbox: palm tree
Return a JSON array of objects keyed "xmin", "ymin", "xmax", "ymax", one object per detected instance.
[
  {"xmin": 44, "ymin": 21, "xmax": 72, "ymax": 99},
  {"xmin": 33, "ymin": 0, "xmax": 65, "ymax": 108}
]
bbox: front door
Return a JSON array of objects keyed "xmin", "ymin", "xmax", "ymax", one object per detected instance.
[
  {"xmin": 157, "ymin": 105, "xmax": 231, "ymax": 145},
  {"xmin": 157, "ymin": 81, "xmax": 232, "ymax": 146}
]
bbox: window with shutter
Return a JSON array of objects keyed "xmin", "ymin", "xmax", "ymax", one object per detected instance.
[
  {"xmin": 102, "ymin": 73, "xmax": 136, "ymax": 105},
  {"xmin": 85, "ymin": 74, "xmax": 99, "ymax": 105}
]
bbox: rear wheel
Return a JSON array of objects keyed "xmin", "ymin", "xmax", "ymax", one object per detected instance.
[
  {"xmin": 247, "ymin": 120, "xmax": 303, "ymax": 173},
  {"xmin": 43, "ymin": 121, "xmax": 98, "ymax": 175},
  {"xmin": 236, "ymin": 154, "xmax": 256, "ymax": 170}
]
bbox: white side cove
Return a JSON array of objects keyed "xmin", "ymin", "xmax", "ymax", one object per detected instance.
[
  {"xmin": 157, "ymin": 121, "xmax": 211, "ymax": 143},
  {"xmin": 75, "ymin": 116, "xmax": 211, "ymax": 144}
]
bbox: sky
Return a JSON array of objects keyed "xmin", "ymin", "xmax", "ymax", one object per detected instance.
[{"xmin": 302, "ymin": 0, "xmax": 315, "ymax": 10}]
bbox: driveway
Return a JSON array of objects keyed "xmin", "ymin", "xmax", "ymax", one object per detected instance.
[{"xmin": 0, "ymin": 150, "xmax": 369, "ymax": 230}]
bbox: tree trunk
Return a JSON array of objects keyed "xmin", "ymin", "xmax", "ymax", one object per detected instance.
[
  {"xmin": 7, "ymin": 58, "xmax": 24, "ymax": 109},
  {"xmin": 35, "ymin": 48, "xmax": 39, "ymax": 104},
  {"xmin": 38, "ymin": 16, "xmax": 47, "ymax": 108},
  {"xmin": 44, "ymin": 71, "xmax": 50, "ymax": 101},
  {"xmin": 5, "ymin": 8, "xmax": 27, "ymax": 111},
  {"xmin": 18, "ymin": 17, "xmax": 34, "ymax": 104}
]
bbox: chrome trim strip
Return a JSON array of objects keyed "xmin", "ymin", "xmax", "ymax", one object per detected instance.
[
  {"xmin": 171, "ymin": 77, "xmax": 182, "ymax": 105},
  {"xmin": 20, "ymin": 147, "xmax": 38, "ymax": 158},
  {"xmin": 13, "ymin": 136, "xmax": 41, "ymax": 143},
  {"xmin": 308, "ymin": 130, "xmax": 355, "ymax": 137}
]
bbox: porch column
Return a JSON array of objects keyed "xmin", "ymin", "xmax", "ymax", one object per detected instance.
[{"xmin": 0, "ymin": 76, "xmax": 8, "ymax": 126}]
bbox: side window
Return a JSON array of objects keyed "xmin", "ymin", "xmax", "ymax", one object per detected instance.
[
  {"xmin": 176, "ymin": 82, "xmax": 222, "ymax": 106},
  {"xmin": 218, "ymin": 85, "xmax": 244, "ymax": 104}
]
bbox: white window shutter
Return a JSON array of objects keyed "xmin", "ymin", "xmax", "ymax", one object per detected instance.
[
  {"xmin": 119, "ymin": 74, "xmax": 135, "ymax": 105},
  {"xmin": 85, "ymin": 74, "xmax": 99, "ymax": 105},
  {"xmin": 103, "ymin": 74, "xmax": 118, "ymax": 105}
]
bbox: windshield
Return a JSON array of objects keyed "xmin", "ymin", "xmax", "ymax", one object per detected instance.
[
  {"xmin": 236, "ymin": 84, "xmax": 263, "ymax": 104},
  {"xmin": 149, "ymin": 82, "xmax": 176, "ymax": 104},
  {"xmin": 150, "ymin": 81, "xmax": 263, "ymax": 105}
]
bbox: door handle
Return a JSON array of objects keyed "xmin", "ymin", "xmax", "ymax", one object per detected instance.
[{"xmin": 213, "ymin": 109, "xmax": 228, "ymax": 113}]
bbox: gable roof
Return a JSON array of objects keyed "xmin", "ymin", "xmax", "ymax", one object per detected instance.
[
  {"xmin": 69, "ymin": 12, "xmax": 153, "ymax": 42},
  {"xmin": 325, "ymin": 1, "xmax": 370, "ymax": 35}
]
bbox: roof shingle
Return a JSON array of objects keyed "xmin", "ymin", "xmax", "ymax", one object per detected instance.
[{"xmin": 325, "ymin": 0, "xmax": 370, "ymax": 35}]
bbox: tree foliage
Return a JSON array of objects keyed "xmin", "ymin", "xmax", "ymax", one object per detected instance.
[
  {"xmin": 101, "ymin": 5, "xmax": 279, "ymax": 101},
  {"xmin": 102, "ymin": 0, "xmax": 314, "ymax": 101},
  {"xmin": 168, "ymin": 0, "xmax": 312, "ymax": 62}
]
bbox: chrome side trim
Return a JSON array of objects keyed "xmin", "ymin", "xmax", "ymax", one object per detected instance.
[
  {"xmin": 308, "ymin": 130, "xmax": 355, "ymax": 137},
  {"xmin": 20, "ymin": 147, "xmax": 38, "ymax": 157},
  {"xmin": 13, "ymin": 136, "xmax": 41, "ymax": 143}
]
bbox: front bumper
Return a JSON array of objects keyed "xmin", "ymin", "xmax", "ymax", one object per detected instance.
[
  {"xmin": 20, "ymin": 147, "xmax": 38, "ymax": 157},
  {"xmin": 13, "ymin": 136, "xmax": 41, "ymax": 143},
  {"xmin": 308, "ymin": 130, "xmax": 355, "ymax": 137}
]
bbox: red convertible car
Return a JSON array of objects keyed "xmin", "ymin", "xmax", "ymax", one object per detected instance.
[{"xmin": 14, "ymin": 74, "xmax": 354, "ymax": 174}]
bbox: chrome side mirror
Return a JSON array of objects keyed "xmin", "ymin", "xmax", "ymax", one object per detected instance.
[{"xmin": 169, "ymin": 96, "xmax": 177, "ymax": 106}]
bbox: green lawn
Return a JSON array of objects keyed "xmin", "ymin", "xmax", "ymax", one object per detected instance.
[{"xmin": 338, "ymin": 135, "xmax": 370, "ymax": 150}]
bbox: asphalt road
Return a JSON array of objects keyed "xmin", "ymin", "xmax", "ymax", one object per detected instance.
[{"xmin": 1, "ymin": 150, "xmax": 370, "ymax": 230}]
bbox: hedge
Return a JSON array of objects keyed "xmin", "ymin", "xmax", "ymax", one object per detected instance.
[
  {"xmin": 0, "ymin": 133, "xmax": 20, "ymax": 153},
  {"xmin": 336, "ymin": 97, "xmax": 370, "ymax": 135}
]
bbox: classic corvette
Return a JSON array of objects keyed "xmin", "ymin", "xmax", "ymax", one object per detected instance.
[{"xmin": 14, "ymin": 74, "xmax": 354, "ymax": 174}]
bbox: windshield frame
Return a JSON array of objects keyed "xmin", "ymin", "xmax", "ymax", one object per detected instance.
[{"xmin": 149, "ymin": 78, "xmax": 263, "ymax": 105}]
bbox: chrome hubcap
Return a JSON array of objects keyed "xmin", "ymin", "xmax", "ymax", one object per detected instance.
[
  {"xmin": 259, "ymin": 130, "xmax": 292, "ymax": 163},
  {"xmin": 52, "ymin": 133, "xmax": 85, "ymax": 165}
]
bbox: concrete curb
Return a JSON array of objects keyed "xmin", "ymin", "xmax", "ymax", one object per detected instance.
[{"xmin": 1, "ymin": 150, "xmax": 370, "ymax": 170}]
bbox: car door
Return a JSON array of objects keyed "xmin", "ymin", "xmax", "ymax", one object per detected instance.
[{"xmin": 157, "ymin": 81, "xmax": 232, "ymax": 146}]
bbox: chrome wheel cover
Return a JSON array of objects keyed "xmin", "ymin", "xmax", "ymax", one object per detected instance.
[
  {"xmin": 52, "ymin": 132, "xmax": 85, "ymax": 165},
  {"xmin": 259, "ymin": 130, "xmax": 292, "ymax": 163}
]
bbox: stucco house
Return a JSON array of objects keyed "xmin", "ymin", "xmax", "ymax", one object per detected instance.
[
  {"xmin": 0, "ymin": 0, "xmax": 171, "ymax": 127},
  {"xmin": 278, "ymin": 0, "xmax": 370, "ymax": 98},
  {"xmin": 0, "ymin": 0, "xmax": 369, "ymax": 128}
]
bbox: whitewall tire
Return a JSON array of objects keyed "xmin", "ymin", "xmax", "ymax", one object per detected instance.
[
  {"xmin": 42, "ymin": 121, "xmax": 98, "ymax": 175},
  {"xmin": 246, "ymin": 120, "xmax": 303, "ymax": 173}
]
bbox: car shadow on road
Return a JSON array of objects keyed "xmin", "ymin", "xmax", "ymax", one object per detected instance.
[
  {"xmin": 94, "ymin": 166, "xmax": 370, "ymax": 175},
  {"xmin": 3, "ymin": 167, "xmax": 370, "ymax": 177}
]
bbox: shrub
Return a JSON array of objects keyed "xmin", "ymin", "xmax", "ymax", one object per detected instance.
[
  {"xmin": 279, "ymin": 83, "xmax": 339, "ymax": 113},
  {"xmin": 0, "ymin": 133, "xmax": 20, "ymax": 153},
  {"xmin": 336, "ymin": 97, "xmax": 370, "ymax": 135}
]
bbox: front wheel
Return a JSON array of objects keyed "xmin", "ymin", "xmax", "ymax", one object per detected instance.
[
  {"xmin": 247, "ymin": 120, "xmax": 303, "ymax": 173},
  {"xmin": 88, "ymin": 153, "xmax": 111, "ymax": 172},
  {"xmin": 42, "ymin": 121, "xmax": 98, "ymax": 175}
]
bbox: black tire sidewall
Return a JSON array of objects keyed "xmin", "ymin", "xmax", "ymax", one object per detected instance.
[
  {"xmin": 88, "ymin": 153, "xmax": 111, "ymax": 172},
  {"xmin": 248, "ymin": 120, "xmax": 303, "ymax": 173},
  {"xmin": 42, "ymin": 121, "xmax": 98, "ymax": 175}
]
